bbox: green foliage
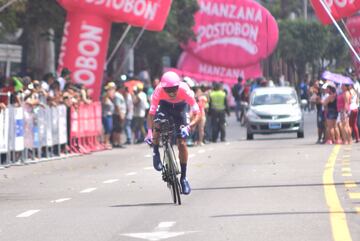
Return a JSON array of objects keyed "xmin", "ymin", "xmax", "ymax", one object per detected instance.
[
  {"xmin": 0, "ymin": 0, "xmax": 26, "ymax": 40},
  {"xmin": 278, "ymin": 20, "xmax": 329, "ymax": 65},
  {"xmin": 131, "ymin": 0, "xmax": 199, "ymax": 77},
  {"xmin": 277, "ymin": 19, "xmax": 349, "ymax": 80}
]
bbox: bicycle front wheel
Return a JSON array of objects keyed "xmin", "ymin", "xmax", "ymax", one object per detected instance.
[{"xmin": 166, "ymin": 144, "xmax": 181, "ymax": 205}]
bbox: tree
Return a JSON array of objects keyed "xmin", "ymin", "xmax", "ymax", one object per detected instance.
[{"xmin": 113, "ymin": 0, "xmax": 199, "ymax": 79}]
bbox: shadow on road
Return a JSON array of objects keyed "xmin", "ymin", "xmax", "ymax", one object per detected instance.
[
  {"xmin": 193, "ymin": 182, "xmax": 359, "ymax": 191},
  {"xmin": 211, "ymin": 210, "xmax": 357, "ymax": 218},
  {"xmin": 110, "ymin": 202, "xmax": 173, "ymax": 208}
]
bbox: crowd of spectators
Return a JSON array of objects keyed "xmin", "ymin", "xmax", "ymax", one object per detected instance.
[
  {"xmin": 0, "ymin": 68, "xmax": 92, "ymax": 110},
  {"xmin": 308, "ymin": 77, "xmax": 360, "ymax": 145}
]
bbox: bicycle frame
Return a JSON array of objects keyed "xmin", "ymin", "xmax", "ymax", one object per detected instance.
[{"xmin": 154, "ymin": 117, "xmax": 181, "ymax": 205}]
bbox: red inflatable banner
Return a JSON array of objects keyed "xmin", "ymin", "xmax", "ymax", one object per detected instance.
[
  {"xmin": 58, "ymin": 13, "xmax": 111, "ymax": 100},
  {"xmin": 183, "ymin": 0, "xmax": 279, "ymax": 68},
  {"xmin": 57, "ymin": 0, "xmax": 172, "ymax": 101},
  {"xmin": 176, "ymin": 51, "xmax": 262, "ymax": 84},
  {"xmin": 57, "ymin": 0, "xmax": 172, "ymax": 31},
  {"xmin": 310, "ymin": 0, "xmax": 360, "ymax": 25},
  {"xmin": 346, "ymin": 15, "xmax": 360, "ymax": 76}
]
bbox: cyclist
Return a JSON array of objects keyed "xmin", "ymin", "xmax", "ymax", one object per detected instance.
[{"xmin": 145, "ymin": 71, "xmax": 200, "ymax": 195}]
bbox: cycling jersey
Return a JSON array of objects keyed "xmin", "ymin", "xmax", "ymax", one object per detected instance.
[{"xmin": 149, "ymin": 82, "xmax": 200, "ymax": 115}]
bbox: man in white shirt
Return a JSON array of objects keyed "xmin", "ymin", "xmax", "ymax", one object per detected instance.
[{"xmin": 132, "ymin": 84, "xmax": 149, "ymax": 143}]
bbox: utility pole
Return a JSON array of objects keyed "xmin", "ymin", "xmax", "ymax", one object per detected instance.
[{"xmin": 304, "ymin": 0, "xmax": 308, "ymax": 21}]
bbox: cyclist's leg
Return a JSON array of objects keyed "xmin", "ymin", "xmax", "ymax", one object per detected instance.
[
  {"xmin": 174, "ymin": 109, "xmax": 191, "ymax": 194},
  {"xmin": 151, "ymin": 105, "xmax": 170, "ymax": 171}
]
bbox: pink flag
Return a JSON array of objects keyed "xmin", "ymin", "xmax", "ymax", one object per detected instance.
[{"xmin": 310, "ymin": 0, "xmax": 360, "ymax": 25}]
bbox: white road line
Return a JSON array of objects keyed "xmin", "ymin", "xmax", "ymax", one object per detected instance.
[
  {"xmin": 144, "ymin": 154, "xmax": 152, "ymax": 158},
  {"xmin": 143, "ymin": 167, "xmax": 153, "ymax": 170},
  {"xmin": 197, "ymin": 149, "xmax": 205, "ymax": 154},
  {"xmin": 80, "ymin": 188, "xmax": 97, "ymax": 193},
  {"xmin": 225, "ymin": 142, "xmax": 231, "ymax": 145},
  {"xmin": 156, "ymin": 222, "xmax": 176, "ymax": 230},
  {"xmin": 16, "ymin": 210, "xmax": 40, "ymax": 218},
  {"xmin": 50, "ymin": 198, "xmax": 71, "ymax": 203},
  {"xmin": 103, "ymin": 179, "xmax": 119, "ymax": 184},
  {"xmin": 126, "ymin": 172, "xmax": 137, "ymax": 176}
]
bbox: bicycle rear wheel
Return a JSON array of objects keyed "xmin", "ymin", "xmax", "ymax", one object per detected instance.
[{"xmin": 166, "ymin": 145, "xmax": 181, "ymax": 205}]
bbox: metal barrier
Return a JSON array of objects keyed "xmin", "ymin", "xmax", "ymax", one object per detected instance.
[
  {"xmin": 0, "ymin": 98, "xmax": 105, "ymax": 169},
  {"xmin": 69, "ymin": 102, "xmax": 105, "ymax": 154}
]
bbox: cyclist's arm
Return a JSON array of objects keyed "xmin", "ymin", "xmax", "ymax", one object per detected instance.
[
  {"xmin": 147, "ymin": 86, "xmax": 160, "ymax": 131},
  {"xmin": 147, "ymin": 113, "xmax": 155, "ymax": 131}
]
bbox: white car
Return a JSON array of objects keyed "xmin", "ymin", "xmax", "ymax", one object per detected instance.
[{"xmin": 246, "ymin": 87, "xmax": 304, "ymax": 140}]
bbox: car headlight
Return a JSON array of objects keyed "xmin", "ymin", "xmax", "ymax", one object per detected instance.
[{"xmin": 247, "ymin": 109, "xmax": 260, "ymax": 120}]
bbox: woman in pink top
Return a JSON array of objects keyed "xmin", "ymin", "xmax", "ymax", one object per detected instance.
[
  {"xmin": 195, "ymin": 87, "xmax": 208, "ymax": 146},
  {"xmin": 337, "ymin": 84, "xmax": 352, "ymax": 144},
  {"xmin": 349, "ymin": 84, "xmax": 359, "ymax": 142}
]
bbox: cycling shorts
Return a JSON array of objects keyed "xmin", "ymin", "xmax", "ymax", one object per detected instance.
[{"xmin": 156, "ymin": 100, "xmax": 189, "ymax": 139}]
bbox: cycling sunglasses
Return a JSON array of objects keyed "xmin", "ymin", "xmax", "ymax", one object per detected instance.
[{"xmin": 163, "ymin": 86, "xmax": 179, "ymax": 94}]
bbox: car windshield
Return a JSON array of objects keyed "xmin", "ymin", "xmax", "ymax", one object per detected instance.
[{"xmin": 252, "ymin": 93, "xmax": 297, "ymax": 106}]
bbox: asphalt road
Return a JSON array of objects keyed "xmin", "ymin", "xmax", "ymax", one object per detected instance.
[{"xmin": 1, "ymin": 112, "xmax": 359, "ymax": 241}]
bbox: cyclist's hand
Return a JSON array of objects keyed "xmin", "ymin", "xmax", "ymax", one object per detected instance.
[
  {"xmin": 180, "ymin": 125, "xmax": 191, "ymax": 138},
  {"xmin": 144, "ymin": 129, "xmax": 153, "ymax": 145}
]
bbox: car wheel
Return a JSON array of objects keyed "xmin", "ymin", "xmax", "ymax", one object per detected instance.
[
  {"xmin": 247, "ymin": 131, "xmax": 254, "ymax": 140},
  {"xmin": 297, "ymin": 131, "xmax": 304, "ymax": 138}
]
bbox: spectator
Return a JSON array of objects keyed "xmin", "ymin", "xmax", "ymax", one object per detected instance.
[
  {"xmin": 337, "ymin": 84, "xmax": 352, "ymax": 144},
  {"xmin": 194, "ymin": 87, "xmax": 207, "ymax": 146},
  {"xmin": 102, "ymin": 82, "xmax": 116, "ymax": 149},
  {"xmin": 209, "ymin": 82, "xmax": 230, "ymax": 142},
  {"xmin": 58, "ymin": 68, "xmax": 71, "ymax": 91},
  {"xmin": 112, "ymin": 83, "xmax": 126, "ymax": 148},
  {"xmin": 323, "ymin": 83, "xmax": 339, "ymax": 144},
  {"xmin": 349, "ymin": 83, "xmax": 359, "ymax": 142},
  {"xmin": 41, "ymin": 73, "xmax": 55, "ymax": 92},
  {"xmin": 132, "ymin": 83, "xmax": 148, "ymax": 144},
  {"xmin": 232, "ymin": 76, "xmax": 244, "ymax": 122},
  {"xmin": 119, "ymin": 85, "xmax": 134, "ymax": 145}
]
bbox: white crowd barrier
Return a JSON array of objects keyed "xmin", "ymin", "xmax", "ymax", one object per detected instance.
[{"xmin": 0, "ymin": 102, "xmax": 68, "ymax": 167}]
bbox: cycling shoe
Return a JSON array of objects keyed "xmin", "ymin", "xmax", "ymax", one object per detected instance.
[
  {"xmin": 153, "ymin": 149, "xmax": 163, "ymax": 171},
  {"xmin": 180, "ymin": 177, "xmax": 191, "ymax": 195}
]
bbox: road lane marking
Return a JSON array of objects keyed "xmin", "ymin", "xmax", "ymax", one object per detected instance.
[
  {"xmin": 343, "ymin": 155, "xmax": 350, "ymax": 159},
  {"xmin": 342, "ymin": 173, "xmax": 353, "ymax": 177},
  {"xmin": 356, "ymin": 207, "xmax": 360, "ymax": 214},
  {"xmin": 197, "ymin": 149, "xmax": 205, "ymax": 154},
  {"xmin": 126, "ymin": 172, "xmax": 137, "ymax": 176},
  {"xmin": 348, "ymin": 193, "xmax": 360, "ymax": 200},
  {"xmin": 342, "ymin": 167, "xmax": 351, "ymax": 172},
  {"xmin": 50, "ymin": 198, "xmax": 71, "ymax": 203},
  {"xmin": 144, "ymin": 154, "xmax": 152, "ymax": 158},
  {"xmin": 143, "ymin": 167, "xmax": 153, "ymax": 170},
  {"xmin": 16, "ymin": 210, "xmax": 40, "ymax": 218},
  {"xmin": 155, "ymin": 222, "xmax": 176, "ymax": 231},
  {"xmin": 122, "ymin": 221, "xmax": 197, "ymax": 241},
  {"xmin": 103, "ymin": 179, "xmax": 119, "ymax": 184},
  {"xmin": 80, "ymin": 188, "xmax": 97, "ymax": 193},
  {"xmin": 344, "ymin": 181, "xmax": 357, "ymax": 188},
  {"xmin": 323, "ymin": 145, "xmax": 353, "ymax": 241}
]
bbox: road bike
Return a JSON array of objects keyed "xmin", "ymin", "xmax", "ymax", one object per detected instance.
[{"xmin": 154, "ymin": 117, "xmax": 182, "ymax": 205}]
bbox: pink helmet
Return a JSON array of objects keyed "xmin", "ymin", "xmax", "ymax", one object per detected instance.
[{"xmin": 160, "ymin": 71, "xmax": 181, "ymax": 88}]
